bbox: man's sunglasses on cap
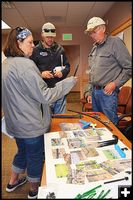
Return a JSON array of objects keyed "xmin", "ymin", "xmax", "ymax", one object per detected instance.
[{"xmin": 43, "ymin": 29, "xmax": 56, "ymax": 33}]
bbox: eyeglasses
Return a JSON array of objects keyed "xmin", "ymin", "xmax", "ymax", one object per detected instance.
[{"xmin": 43, "ymin": 29, "xmax": 56, "ymax": 33}]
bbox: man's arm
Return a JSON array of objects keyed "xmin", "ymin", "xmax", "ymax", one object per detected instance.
[{"xmin": 113, "ymin": 37, "xmax": 132, "ymax": 88}]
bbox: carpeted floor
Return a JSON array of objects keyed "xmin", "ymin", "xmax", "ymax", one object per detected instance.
[{"xmin": 1, "ymin": 102, "xmax": 82, "ymax": 199}]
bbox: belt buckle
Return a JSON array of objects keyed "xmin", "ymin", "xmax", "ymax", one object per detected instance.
[
  {"xmin": 95, "ymin": 85, "xmax": 101, "ymax": 89},
  {"xmin": 95, "ymin": 85, "xmax": 105, "ymax": 90}
]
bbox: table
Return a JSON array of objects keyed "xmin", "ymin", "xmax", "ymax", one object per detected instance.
[{"xmin": 41, "ymin": 112, "xmax": 131, "ymax": 186}]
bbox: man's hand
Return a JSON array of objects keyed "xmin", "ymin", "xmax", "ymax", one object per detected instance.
[
  {"xmin": 103, "ymin": 82, "xmax": 116, "ymax": 95},
  {"xmin": 41, "ymin": 71, "xmax": 54, "ymax": 79},
  {"xmin": 54, "ymin": 71, "xmax": 63, "ymax": 78},
  {"xmin": 52, "ymin": 66, "xmax": 65, "ymax": 78}
]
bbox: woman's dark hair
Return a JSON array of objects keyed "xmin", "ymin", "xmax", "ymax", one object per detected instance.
[{"xmin": 3, "ymin": 28, "xmax": 25, "ymax": 57}]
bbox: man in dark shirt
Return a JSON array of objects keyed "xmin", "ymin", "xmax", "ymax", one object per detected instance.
[{"xmin": 31, "ymin": 22, "xmax": 70, "ymax": 114}]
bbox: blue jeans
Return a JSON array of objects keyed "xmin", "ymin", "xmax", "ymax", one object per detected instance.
[
  {"xmin": 51, "ymin": 96, "xmax": 66, "ymax": 114},
  {"xmin": 12, "ymin": 135, "xmax": 44, "ymax": 183},
  {"xmin": 92, "ymin": 88, "xmax": 119, "ymax": 125}
]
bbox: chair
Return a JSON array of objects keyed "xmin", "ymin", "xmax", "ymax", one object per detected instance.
[
  {"xmin": 80, "ymin": 91, "xmax": 92, "ymax": 111},
  {"xmin": 80, "ymin": 97, "xmax": 87, "ymax": 111},
  {"xmin": 116, "ymin": 113, "xmax": 132, "ymax": 141},
  {"xmin": 117, "ymin": 86, "xmax": 132, "ymax": 114},
  {"xmin": 116, "ymin": 86, "xmax": 132, "ymax": 141},
  {"xmin": 84, "ymin": 102, "xmax": 93, "ymax": 112}
]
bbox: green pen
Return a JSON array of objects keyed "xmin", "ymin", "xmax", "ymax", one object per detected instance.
[
  {"xmin": 74, "ymin": 193, "xmax": 82, "ymax": 199},
  {"xmin": 84, "ymin": 190, "xmax": 96, "ymax": 199},
  {"xmin": 81, "ymin": 185, "xmax": 102, "ymax": 198},
  {"xmin": 97, "ymin": 190, "xmax": 104, "ymax": 199},
  {"xmin": 74, "ymin": 185, "xmax": 102, "ymax": 199},
  {"xmin": 100, "ymin": 189, "xmax": 111, "ymax": 199},
  {"xmin": 87, "ymin": 192, "xmax": 97, "ymax": 199}
]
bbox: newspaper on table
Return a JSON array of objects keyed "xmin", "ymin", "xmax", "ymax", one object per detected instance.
[{"xmin": 38, "ymin": 127, "xmax": 132, "ymax": 199}]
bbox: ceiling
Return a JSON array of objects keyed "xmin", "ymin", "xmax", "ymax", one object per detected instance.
[{"xmin": 2, "ymin": 1, "xmax": 115, "ymax": 34}]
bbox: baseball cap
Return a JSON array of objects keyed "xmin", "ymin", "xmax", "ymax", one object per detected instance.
[
  {"xmin": 85, "ymin": 17, "xmax": 106, "ymax": 33},
  {"xmin": 42, "ymin": 22, "xmax": 56, "ymax": 37}
]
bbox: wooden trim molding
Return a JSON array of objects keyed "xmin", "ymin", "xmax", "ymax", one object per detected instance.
[{"xmin": 111, "ymin": 18, "xmax": 131, "ymax": 36}]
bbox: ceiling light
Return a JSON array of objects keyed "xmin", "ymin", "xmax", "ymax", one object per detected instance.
[{"xmin": 2, "ymin": 20, "xmax": 11, "ymax": 29}]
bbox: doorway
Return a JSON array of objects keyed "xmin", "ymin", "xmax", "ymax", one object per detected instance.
[{"xmin": 63, "ymin": 45, "xmax": 80, "ymax": 92}]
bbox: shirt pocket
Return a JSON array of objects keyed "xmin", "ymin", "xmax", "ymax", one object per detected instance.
[
  {"xmin": 98, "ymin": 53, "xmax": 112, "ymax": 66},
  {"xmin": 99, "ymin": 52, "xmax": 111, "ymax": 57}
]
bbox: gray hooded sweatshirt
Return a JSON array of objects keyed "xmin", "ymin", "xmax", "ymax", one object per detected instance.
[{"xmin": 2, "ymin": 57, "xmax": 77, "ymax": 138}]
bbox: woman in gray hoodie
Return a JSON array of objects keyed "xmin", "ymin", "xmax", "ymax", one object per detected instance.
[{"xmin": 2, "ymin": 27, "xmax": 77, "ymax": 199}]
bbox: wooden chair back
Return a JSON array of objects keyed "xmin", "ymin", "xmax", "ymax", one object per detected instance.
[{"xmin": 117, "ymin": 86, "xmax": 132, "ymax": 114}]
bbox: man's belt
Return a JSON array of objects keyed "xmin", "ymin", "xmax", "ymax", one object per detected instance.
[{"xmin": 93, "ymin": 85, "xmax": 105, "ymax": 90}]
